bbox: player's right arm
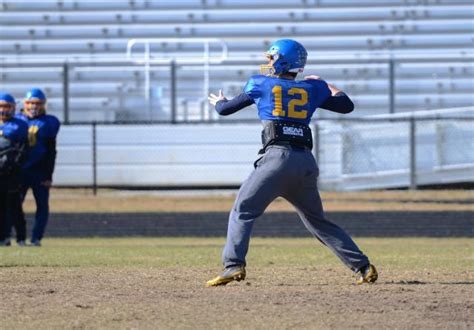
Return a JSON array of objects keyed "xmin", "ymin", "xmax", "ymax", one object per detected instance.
[
  {"xmin": 208, "ymin": 90, "xmax": 254, "ymax": 116},
  {"xmin": 208, "ymin": 75, "xmax": 263, "ymax": 116}
]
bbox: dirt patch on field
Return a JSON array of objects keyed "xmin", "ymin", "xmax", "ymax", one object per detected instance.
[
  {"xmin": 0, "ymin": 266, "xmax": 472, "ymax": 329},
  {"xmin": 0, "ymin": 238, "xmax": 472, "ymax": 328},
  {"xmin": 23, "ymin": 189, "xmax": 474, "ymax": 213}
]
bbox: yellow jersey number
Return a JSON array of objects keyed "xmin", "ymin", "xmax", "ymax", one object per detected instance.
[
  {"xmin": 271, "ymin": 86, "xmax": 308, "ymax": 119},
  {"xmin": 28, "ymin": 125, "xmax": 39, "ymax": 146}
]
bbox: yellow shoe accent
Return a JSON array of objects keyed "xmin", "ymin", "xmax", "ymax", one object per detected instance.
[
  {"xmin": 206, "ymin": 266, "xmax": 246, "ymax": 287},
  {"xmin": 356, "ymin": 264, "xmax": 378, "ymax": 285}
]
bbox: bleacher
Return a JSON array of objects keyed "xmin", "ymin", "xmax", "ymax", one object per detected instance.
[{"xmin": 0, "ymin": 0, "xmax": 473, "ymax": 121}]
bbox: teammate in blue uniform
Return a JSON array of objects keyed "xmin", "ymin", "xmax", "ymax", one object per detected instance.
[
  {"xmin": 206, "ymin": 39, "xmax": 378, "ymax": 286},
  {"xmin": 16, "ymin": 88, "xmax": 60, "ymax": 246},
  {"xmin": 0, "ymin": 93, "xmax": 28, "ymax": 246}
]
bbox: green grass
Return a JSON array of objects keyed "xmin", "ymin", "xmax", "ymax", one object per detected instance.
[{"xmin": 0, "ymin": 237, "xmax": 472, "ymax": 271}]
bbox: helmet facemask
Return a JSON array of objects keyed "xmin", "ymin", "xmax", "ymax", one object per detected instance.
[
  {"xmin": 0, "ymin": 101, "xmax": 15, "ymax": 122},
  {"xmin": 260, "ymin": 53, "xmax": 277, "ymax": 75},
  {"xmin": 24, "ymin": 99, "xmax": 46, "ymax": 118}
]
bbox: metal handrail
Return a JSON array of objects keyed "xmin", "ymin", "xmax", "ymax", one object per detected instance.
[
  {"xmin": 126, "ymin": 38, "xmax": 228, "ymax": 64},
  {"xmin": 1, "ymin": 53, "xmax": 472, "ymax": 66},
  {"xmin": 126, "ymin": 38, "xmax": 228, "ymax": 119}
]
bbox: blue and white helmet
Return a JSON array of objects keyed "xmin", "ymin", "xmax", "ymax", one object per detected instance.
[{"xmin": 261, "ymin": 39, "xmax": 308, "ymax": 75}]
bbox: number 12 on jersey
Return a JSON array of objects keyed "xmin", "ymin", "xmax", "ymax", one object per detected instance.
[{"xmin": 272, "ymin": 85, "xmax": 308, "ymax": 119}]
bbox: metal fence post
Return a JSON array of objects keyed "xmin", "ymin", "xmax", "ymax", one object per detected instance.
[
  {"xmin": 203, "ymin": 41, "xmax": 210, "ymax": 120},
  {"xmin": 62, "ymin": 63, "xmax": 69, "ymax": 123},
  {"xmin": 389, "ymin": 59, "xmax": 395, "ymax": 114},
  {"xmin": 92, "ymin": 122, "xmax": 97, "ymax": 195},
  {"xmin": 409, "ymin": 117, "xmax": 417, "ymax": 190},
  {"xmin": 170, "ymin": 60, "xmax": 177, "ymax": 123}
]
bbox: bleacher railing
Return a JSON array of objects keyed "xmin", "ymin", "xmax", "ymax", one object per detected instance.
[
  {"xmin": 126, "ymin": 38, "xmax": 228, "ymax": 121},
  {"xmin": 1, "ymin": 55, "xmax": 473, "ymax": 123}
]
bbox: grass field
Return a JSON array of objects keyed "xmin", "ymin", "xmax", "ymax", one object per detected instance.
[{"xmin": 0, "ymin": 237, "xmax": 472, "ymax": 329}]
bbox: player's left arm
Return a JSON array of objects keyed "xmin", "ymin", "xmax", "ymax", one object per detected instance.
[
  {"xmin": 320, "ymin": 92, "xmax": 354, "ymax": 114},
  {"xmin": 208, "ymin": 89, "xmax": 254, "ymax": 116},
  {"xmin": 305, "ymin": 75, "xmax": 354, "ymax": 114},
  {"xmin": 42, "ymin": 117, "xmax": 61, "ymax": 187}
]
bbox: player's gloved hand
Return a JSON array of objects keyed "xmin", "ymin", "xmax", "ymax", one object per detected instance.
[{"xmin": 208, "ymin": 89, "xmax": 227, "ymax": 106}]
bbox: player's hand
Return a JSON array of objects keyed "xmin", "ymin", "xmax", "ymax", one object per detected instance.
[
  {"xmin": 41, "ymin": 180, "xmax": 52, "ymax": 188},
  {"xmin": 208, "ymin": 89, "xmax": 227, "ymax": 106},
  {"xmin": 304, "ymin": 75, "xmax": 321, "ymax": 80}
]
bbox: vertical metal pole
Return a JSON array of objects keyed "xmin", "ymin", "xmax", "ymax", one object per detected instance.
[
  {"xmin": 389, "ymin": 59, "xmax": 395, "ymax": 114},
  {"xmin": 409, "ymin": 117, "xmax": 417, "ymax": 190},
  {"xmin": 435, "ymin": 122, "xmax": 445, "ymax": 167},
  {"xmin": 144, "ymin": 42, "xmax": 152, "ymax": 120},
  {"xmin": 200, "ymin": 98, "xmax": 206, "ymax": 120},
  {"xmin": 203, "ymin": 41, "xmax": 210, "ymax": 120},
  {"xmin": 170, "ymin": 60, "xmax": 177, "ymax": 123},
  {"xmin": 92, "ymin": 122, "xmax": 97, "ymax": 195},
  {"xmin": 341, "ymin": 122, "xmax": 350, "ymax": 176},
  {"xmin": 201, "ymin": 99, "xmax": 209, "ymax": 121},
  {"xmin": 62, "ymin": 63, "xmax": 69, "ymax": 124},
  {"xmin": 182, "ymin": 100, "xmax": 188, "ymax": 121}
]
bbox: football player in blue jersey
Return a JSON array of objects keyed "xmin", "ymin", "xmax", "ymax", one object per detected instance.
[
  {"xmin": 206, "ymin": 39, "xmax": 378, "ymax": 286},
  {"xmin": 16, "ymin": 88, "xmax": 60, "ymax": 247},
  {"xmin": 0, "ymin": 93, "xmax": 28, "ymax": 246}
]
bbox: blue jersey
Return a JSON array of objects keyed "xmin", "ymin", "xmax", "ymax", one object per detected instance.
[
  {"xmin": 16, "ymin": 113, "xmax": 60, "ymax": 169},
  {"xmin": 244, "ymin": 75, "xmax": 332, "ymax": 125},
  {"xmin": 0, "ymin": 117, "xmax": 28, "ymax": 144}
]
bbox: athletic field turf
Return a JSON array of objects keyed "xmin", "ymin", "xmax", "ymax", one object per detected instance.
[{"xmin": 0, "ymin": 237, "xmax": 472, "ymax": 329}]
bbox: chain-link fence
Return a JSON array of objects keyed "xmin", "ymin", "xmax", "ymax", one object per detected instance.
[
  {"xmin": 317, "ymin": 117, "xmax": 474, "ymax": 190},
  {"xmin": 54, "ymin": 116, "xmax": 474, "ymax": 192}
]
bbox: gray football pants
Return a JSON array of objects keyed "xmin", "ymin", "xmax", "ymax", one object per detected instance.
[{"xmin": 222, "ymin": 145, "xmax": 370, "ymax": 273}]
